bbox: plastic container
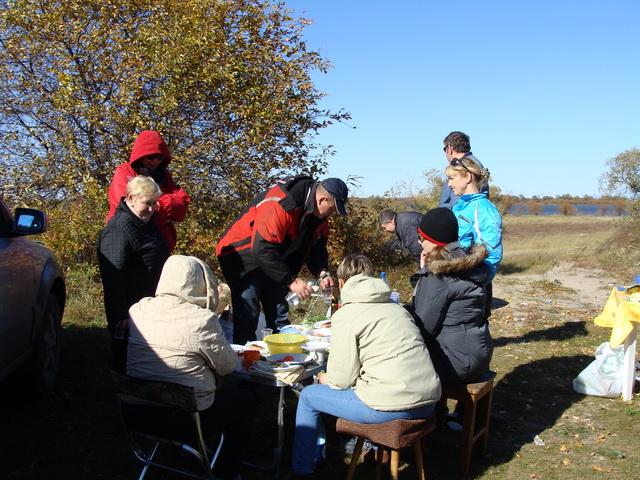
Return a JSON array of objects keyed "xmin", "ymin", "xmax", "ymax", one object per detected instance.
[
  {"xmin": 263, "ymin": 333, "xmax": 307, "ymax": 354},
  {"xmin": 286, "ymin": 280, "xmax": 319, "ymax": 305},
  {"xmin": 389, "ymin": 289, "xmax": 400, "ymax": 303},
  {"xmin": 380, "ymin": 271, "xmax": 388, "ymax": 285},
  {"xmin": 285, "ymin": 290, "xmax": 301, "ymax": 305}
]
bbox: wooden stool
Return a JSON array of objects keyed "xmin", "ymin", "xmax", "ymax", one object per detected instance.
[
  {"xmin": 336, "ymin": 415, "xmax": 437, "ymax": 480},
  {"xmin": 441, "ymin": 371, "xmax": 496, "ymax": 476}
]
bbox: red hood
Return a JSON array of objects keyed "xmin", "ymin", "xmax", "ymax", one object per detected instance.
[{"xmin": 129, "ymin": 130, "xmax": 171, "ymax": 167}]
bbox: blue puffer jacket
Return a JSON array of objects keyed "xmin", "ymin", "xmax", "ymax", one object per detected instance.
[{"xmin": 451, "ymin": 193, "xmax": 502, "ymax": 281}]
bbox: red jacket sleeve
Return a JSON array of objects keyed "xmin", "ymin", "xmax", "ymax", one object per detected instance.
[
  {"xmin": 106, "ymin": 165, "xmax": 131, "ymax": 223},
  {"xmin": 154, "ymin": 172, "xmax": 191, "ymax": 226}
]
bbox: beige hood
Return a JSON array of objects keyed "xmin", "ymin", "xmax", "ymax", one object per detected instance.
[{"xmin": 155, "ymin": 255, "xmax": 218, "ymax": 312}]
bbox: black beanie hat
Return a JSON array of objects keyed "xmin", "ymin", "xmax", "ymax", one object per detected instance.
[{"xmin": 417, "ymin": 207, "xmax": 458, "ymax": 246}]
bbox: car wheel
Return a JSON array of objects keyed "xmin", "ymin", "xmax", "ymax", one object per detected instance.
[{"xmin": 28, "ymin": 294, "xmax": 62, "ymax": 391}]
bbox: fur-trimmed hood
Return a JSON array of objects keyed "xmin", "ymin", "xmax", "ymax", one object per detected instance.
[{"xmin": 426, "ymin": 243, "xmax": 490, "ymax": 285}]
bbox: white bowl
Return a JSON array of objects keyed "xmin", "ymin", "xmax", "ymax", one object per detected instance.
[
  {"xmin": 313, "ymin": 320, "xmax": 332, "ymax": 329},
  {"xmin": 278, "ymin": 324, "xmax": 307, "ymax": 335},
  {"xmin": 303, "ymin": 341, "xmax": 330, "ymax": 352},
  {"xmin": 309, "ymin": 327, "xmax": 331, "ymax": 338}
]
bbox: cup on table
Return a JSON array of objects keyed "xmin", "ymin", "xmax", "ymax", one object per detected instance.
[
  {"xmin": 261, "ymin": 328, "xmax": 273, "ymax": 340},
  {"xmin": 243, "ymin": 350, "xmax": 261, "ymax": 370},
  {"xmin": 322, "ymin": 287, "xmax": 333, "ymax": 305}
]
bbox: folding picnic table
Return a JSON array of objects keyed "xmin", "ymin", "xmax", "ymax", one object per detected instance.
[
  {"xmin": 232, "ymin": 362, "xmax": 324, "ymax": 478},
  {"xmin": 594, "ymin": 288, "xmax": 639, "ymax": 401}
]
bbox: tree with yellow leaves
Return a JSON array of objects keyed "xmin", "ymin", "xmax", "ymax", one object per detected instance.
[{"xmin": 0, "ymin": 0, "xmax": 349, "ymax": 264}]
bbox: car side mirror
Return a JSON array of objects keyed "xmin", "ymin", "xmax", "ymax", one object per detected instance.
[{"xmin": 14, "ymin": 208, "xmax": 48, "ymax": 235}]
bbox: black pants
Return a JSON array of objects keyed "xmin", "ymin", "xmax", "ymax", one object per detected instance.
[{"xmin": 111, "ymin": 337, "xmax": 128, "ymax": 374}]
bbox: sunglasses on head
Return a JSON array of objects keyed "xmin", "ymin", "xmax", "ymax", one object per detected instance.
[{"xmin": 450, "ymin": 157, "xmax": 472, "ymax": 174}]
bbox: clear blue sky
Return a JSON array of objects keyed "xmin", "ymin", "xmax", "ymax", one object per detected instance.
[{"xmin": 285, "ymin": 0, "xmax": 640, "ymax": 198}]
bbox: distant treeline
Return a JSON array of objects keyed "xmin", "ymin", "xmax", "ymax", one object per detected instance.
[
  {"xmin": 497, "ymin": 194, "xmax": 630, "ymax": 216},
  {"xmin": 353, "ymin": 192, "xmax": 632, "ymax": 217}
]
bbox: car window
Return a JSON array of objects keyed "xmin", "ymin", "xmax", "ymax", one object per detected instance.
[{"xmin": 0, "ymin": 198, "xmax": 13, "ymax": 235}]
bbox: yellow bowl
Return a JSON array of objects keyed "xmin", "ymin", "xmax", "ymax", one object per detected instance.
[{"xmin": 263, "ymin": 333, "xmax": 307, "ymax": 354}]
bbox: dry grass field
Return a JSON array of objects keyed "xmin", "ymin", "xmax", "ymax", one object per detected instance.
[{"xmin": 1, "ymin": 215, "xmax": 638, "ymax": 480}]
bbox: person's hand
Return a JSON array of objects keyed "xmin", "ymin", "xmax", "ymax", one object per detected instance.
[
  {"xmin": 289, "ymin": 278, "xmax": 312, "ymax": 300},
  {"xmin": 420, "ymin": 251, "xmax": 428, "ymax": 269},
  {"xmin": 316, "ymin": 371, "xmax": 328, "ymax": 385},
  {"xmin": 319, "ymin": 274, "xmax": 334, "ymax": 289}
]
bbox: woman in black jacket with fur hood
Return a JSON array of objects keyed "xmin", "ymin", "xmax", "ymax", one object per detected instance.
[{"xmin": 410, "ymin": 207, "xmax": 493, "ymax": 386}]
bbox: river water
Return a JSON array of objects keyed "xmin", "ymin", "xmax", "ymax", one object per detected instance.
[{"xmin": 508, "ymin": 203, "xmax": 627, "ymax": 216}]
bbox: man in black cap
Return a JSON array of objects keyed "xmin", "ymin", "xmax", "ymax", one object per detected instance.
[{"xmin": 216, "ymin": 175, "xmax": 348, "ymax": 344}]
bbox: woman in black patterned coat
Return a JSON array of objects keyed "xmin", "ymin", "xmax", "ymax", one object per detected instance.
[{"xmin": 97, "ymin": 176, "xmax": 169, "ymax": 373}]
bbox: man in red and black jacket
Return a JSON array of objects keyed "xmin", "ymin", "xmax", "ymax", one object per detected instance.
[{"xmin": 216, "ymin": 176, "xmax": 348, "ymax": 344}]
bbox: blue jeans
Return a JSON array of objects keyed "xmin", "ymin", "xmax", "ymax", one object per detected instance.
[
  {"xmin": 292, "ymin": 385, "xmax": 435, "ymax": 474},
  {"xmin": 227, "ymin": 269, "xmax": 289, "ymax": 344}
]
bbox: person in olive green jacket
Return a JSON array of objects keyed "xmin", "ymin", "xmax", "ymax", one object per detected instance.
[{"xmin": 290, "ymin": 254, "xmax": 441, "ymax": 477}]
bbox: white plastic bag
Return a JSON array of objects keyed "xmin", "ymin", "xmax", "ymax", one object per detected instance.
[{"xmin": 572, "ymin": 342, "xmax": 625, "ymax": 398}]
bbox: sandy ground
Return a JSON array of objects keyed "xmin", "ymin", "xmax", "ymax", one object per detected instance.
[{"xmin": 493, "ymin": 262, "xmax": 616, "ymax": 311}]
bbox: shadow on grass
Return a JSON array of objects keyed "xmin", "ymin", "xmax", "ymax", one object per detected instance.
[
  {"xmin": 491, "ymin": 297, "xmax": 509, "ymax": 310},
  {"xmin": 493, "ymin": 321, "xmax": 588, "ymax": 348},
  {"xmin": 472, "ymin": 354, "xmax": 592, "ymax": 477},
  {"xmin": 0, "ymin": 324, "xmax": 305, "ymax": 480},
  {"xmin": 411, "ymin": 354, "xmax": 592, "ymax": 479},
  {"xmin": 498, "ymin": 262, "xmax": 530, "ymax": 275},
  {"xmin": 0, "ymin": 325, "xmax": 136, "ymax": 480},
  {"xmin": 0, "ymin": 324, "xmax": 594, "ymax": 480}
]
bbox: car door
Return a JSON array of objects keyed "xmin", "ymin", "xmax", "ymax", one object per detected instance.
[{"xmin": 0, "ymin": 200, "xmax": 37, "ymax": 375}]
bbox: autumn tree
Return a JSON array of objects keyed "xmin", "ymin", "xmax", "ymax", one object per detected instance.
[
  {"xmin": 559, "ymin": 200, "xmax": 576, "ymax": 216},
  {"xmin": 600, "ymin": 149, "xmax": 640, "ymax": 196},
  {"xmin": 489, "ymin": 185, "xmax": 514, "ymax": 217},
  {"xmin": 527, "ymin": 199, "xmax": 543, "ymax": 215},
  {"xmin": 0, "ymin": 0, "xmax": 348, "ymax": 264},
  {"xmin": 385, "ymin": 168, "xmax": 442, "ymax": 214}
]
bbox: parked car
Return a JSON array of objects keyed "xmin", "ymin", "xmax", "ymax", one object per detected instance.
[{"xmin": 0, "ymin": 197, "xmax": 66, "ymax": 390}]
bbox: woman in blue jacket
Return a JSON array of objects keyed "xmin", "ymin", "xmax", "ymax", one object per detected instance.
[{"xmin": 445, "ymin": 156, "xmax": 502, "ymax": 281}]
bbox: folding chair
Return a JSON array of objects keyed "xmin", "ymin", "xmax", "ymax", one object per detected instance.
[{"xmin": 112, "ymin": 372, "xmax": 224, "ymax": 480}]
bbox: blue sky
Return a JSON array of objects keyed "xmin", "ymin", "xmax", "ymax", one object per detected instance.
[{"xmin": 285, "ymin": 0, "xmax": 640, "ymax": 198}]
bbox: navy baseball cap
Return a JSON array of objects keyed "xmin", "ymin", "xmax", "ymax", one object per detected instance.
[{"xmin": 320, "ymin": 178, "xmax": 349, "ymax": 215}]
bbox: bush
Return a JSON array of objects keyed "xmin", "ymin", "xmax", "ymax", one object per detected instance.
[{"xmin": 63, "ymin": 263, "xmax": 105, "ymax": 328}]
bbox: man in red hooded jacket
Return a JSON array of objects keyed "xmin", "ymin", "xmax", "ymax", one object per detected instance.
[{"xmin": 106, "ymin": 130, "xmax": 190, "ymax": 252}]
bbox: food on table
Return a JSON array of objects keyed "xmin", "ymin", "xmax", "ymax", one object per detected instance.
[{"xmin": 313, "ymin": 320, "xmax": 332, "ymax": 329}]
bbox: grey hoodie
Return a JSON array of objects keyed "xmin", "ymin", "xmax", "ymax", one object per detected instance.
[
  {"xmin": 127, "ymin": 255, "xmax": 239, "ymax": 410},
  {"xmin": 327, "ymin": 274, "xmax": 441, "ymax": 411}
]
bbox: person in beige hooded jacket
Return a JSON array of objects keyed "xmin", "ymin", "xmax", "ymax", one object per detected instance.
[
  {"xmin": 290, "ymin": 254, "xmax": 441, "ymax": 477},
  {"xmin": 126, "ymin": 255, "xmax": 253, "ymax": 480}
]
